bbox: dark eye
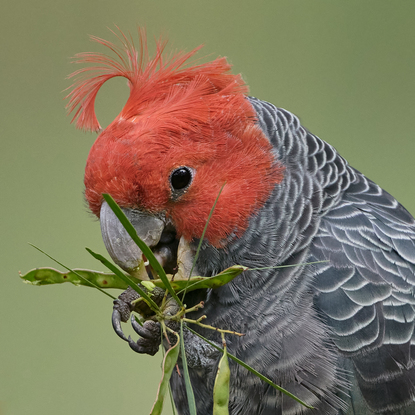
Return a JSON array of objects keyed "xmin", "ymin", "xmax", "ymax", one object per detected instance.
[{"xmin": 170, "ymin": 167, "xmax": 192, "ymax": 190}]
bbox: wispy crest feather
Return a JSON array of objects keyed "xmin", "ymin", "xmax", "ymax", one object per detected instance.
[{"xmin": 65, "ymin": 28, "xmax": 249, "ymax": 132}]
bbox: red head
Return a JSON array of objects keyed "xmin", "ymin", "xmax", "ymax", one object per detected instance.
[{"xmin": 66, "ymin": 29, "xmax": 284, "ymax": 247}]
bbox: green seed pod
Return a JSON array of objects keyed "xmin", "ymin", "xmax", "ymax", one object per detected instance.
[{"xmin": 213, "ymin": 336, "xmax": 230, "ymax": 415}]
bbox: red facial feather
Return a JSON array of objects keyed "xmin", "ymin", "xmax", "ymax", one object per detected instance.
[{"xmin": 68, "ymin": 29, "xmax": 284, "ymax": 247}]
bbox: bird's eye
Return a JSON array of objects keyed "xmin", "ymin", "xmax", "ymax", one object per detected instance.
[{"xmin": 170, "ymin": 167, "xmax": 193, "ymax": 190}]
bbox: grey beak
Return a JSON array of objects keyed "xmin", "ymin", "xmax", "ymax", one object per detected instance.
[{"xmin": 100, "ymin": 200, "xmax": 165, "ymax": 274}]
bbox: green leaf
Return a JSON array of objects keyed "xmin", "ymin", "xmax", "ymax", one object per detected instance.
[
  {"xmin": 152, "ymin": 265, "xmax": 247, "ymax": 294},
  {"xmin": 150, "ymin": 332, "xmax": 180, "ymax": 415},
  {"xmin": 168, "ymin": 383, "xmax": 178, "ymax": 415},
  {"xmin": 180, "ymin": 322, "xmax": 197, "ymax": 415},
  {"xmin": 20, "ymin": 267, "xmax": 135, "ymax": 289},
  {"xmin": 213, "ymin": 335, "xmax": 230, "ymax": 415},
  {"xmin": 86, "ymin": 247, "xmax": 160, "ymax": 312},
  {"xmin": 102, "ymin": 193, "xmax": 183, "ymax": 307}
]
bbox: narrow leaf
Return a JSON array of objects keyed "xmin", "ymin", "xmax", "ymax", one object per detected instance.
[
  {"xmin": 186, "ymin": 327, "xmax": 313, "ymax": 409},
  {"xmin": 168, "ymin": 383, "xmax": 177, "ymax": 415},
  {"xmin": 102, "ymin": 193, "xmax": 183, "ymax": 307},
  {"xmin": 248, "ymin": 260, "xmax": 329, "ymax": 271},
  {"xmin": 150, "ymin": 332, "xmax": 180, "ymax": 415},
  {"xmin": 183, "ymin": 183, "xmax": 226, "ymax": 298},
  {"xmin": 86, "ymin": 247, "xmax": 160, "ymax": 312},
  {"xmin": 180, "ymin": 322, "xmax": 197, "ymax": 415}
]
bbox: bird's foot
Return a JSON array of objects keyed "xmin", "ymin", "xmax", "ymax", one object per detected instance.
[{"xmin": 112, "ymin": 286, "xmax": 164, "ymax": 355}]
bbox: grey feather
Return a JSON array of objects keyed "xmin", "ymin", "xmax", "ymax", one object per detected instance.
[{"xmin": 169, "ymin": 97, "xmax": 415, "ymax": 414}]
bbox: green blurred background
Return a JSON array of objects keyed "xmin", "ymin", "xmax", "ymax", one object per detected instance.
[{"xmin": 1, "ymin": 1, "xmax": 414, "ymax": 414}]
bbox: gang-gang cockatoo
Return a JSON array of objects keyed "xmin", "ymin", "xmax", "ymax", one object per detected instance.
[{"xmin": 66, "ymin": 30, "xmax": 415, "ymax": 415}]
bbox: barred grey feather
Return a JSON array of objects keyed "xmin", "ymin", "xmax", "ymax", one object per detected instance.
[{"xmin": 169, "ymin": 97, "xmax": 415, "ymax": 414}]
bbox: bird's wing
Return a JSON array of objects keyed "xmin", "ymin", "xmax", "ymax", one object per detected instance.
[
  {"xmin": 249, "ymin": 95, "xmax": 415, "ymax": 412},
  {"xmin": 311, "ymin": 174, "xmax": 415, "ymax": 413}
]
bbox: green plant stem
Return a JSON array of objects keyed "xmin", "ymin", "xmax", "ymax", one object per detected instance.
[{"xmin": 182, "ymin": 318, "xmax": 244, "ymax": 337}]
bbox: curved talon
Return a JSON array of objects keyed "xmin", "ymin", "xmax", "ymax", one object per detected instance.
[
  {"xmin": 127, "ymin": 335, "xmax": 159, "ymax": 355},
  {"xmin": 112, "ymin": 309, "xmax": 128, "ymax": 341},
  {"xmin": 112, "ymin": 288, "xmax": 162, "ymax": 355},
  {"xmin": 131, "ymin": 316, "xmax": 160, "ymax": 340},
  {"xmin": 131, "ymin": 315, "xmax": 145, "ymax": 336},
  {"xmin": 127, "ymin": 319, "xmax": 161, "ymax": 356},
  {"xmin": 128, "ymin": 335, "xmax": 142, "ymax": 353}
]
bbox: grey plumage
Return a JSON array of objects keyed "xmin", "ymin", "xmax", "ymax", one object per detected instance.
[{"xmin": 167, "ymin": 97, "xmax": 415, "ymax": 414}]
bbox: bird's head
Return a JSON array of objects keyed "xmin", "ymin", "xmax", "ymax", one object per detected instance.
[{"xmin": 67, "ymin": 29, "xmax": 284, "ymax": 276}]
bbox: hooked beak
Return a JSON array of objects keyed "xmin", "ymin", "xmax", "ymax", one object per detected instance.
[
  {"xmin": 100, "ymin": 201, "xmax": 198, "ymax": 280},
  {"xmin": 100, "ymin": 200, "xmax": 165, "ymax": 277}
]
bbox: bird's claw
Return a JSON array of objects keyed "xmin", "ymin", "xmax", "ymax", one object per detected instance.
[
  {"xmin": 112, "ymin": 308, "xmax": 128, "ymax": 341},
  {"xmin": 111, "ymin": 287, "xmax": 141, "ymax": 342},
  {"xmin": 111, "ymin": 286, "xmax": 163, "ymax": 355},
  {"xmin": 127, "ymin": 318, "xmax": 161, "ymax": 356}
]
